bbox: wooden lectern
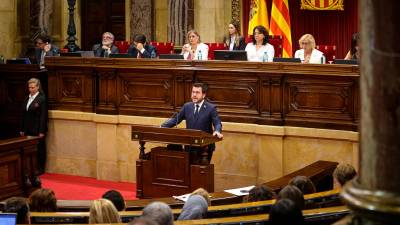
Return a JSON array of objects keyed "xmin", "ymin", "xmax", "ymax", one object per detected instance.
[{"xmin": 132, "ymin": 125, "xmax": 221, "ymax": 198}]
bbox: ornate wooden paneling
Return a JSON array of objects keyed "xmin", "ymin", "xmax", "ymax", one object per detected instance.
[
  {"xmin": 284, "ymin": 75, "xmax": 358, "ymax": 129},
  {"xmin": 42, "ymin": 58, "xmax": 360, "ymax": 130},
  {"xmin": 196, "ymin": 71, "xmax": 260, "ymax": 123},
  {"xmin": 0, "ymin": 136, "xmax": 40, "ymax": 200},
  {"xmin": 117, "ymin": 69, "xmax": 176, "ymax": 117}
]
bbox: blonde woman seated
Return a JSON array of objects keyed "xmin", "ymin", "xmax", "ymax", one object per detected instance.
[
  {"xmin": 181, "ymin": 30, "xmax": 209, "ymax": 60},
  {"xmin": 89, "ymin": 199, "xmax": 121, "ymax": 224},
  {"xmin": 294, "ymin": 34, "xmax": 324, "ymax": 64},
  {"xmin": 245, "ymin": 25, "xmax": 275, "ymax": 62}
]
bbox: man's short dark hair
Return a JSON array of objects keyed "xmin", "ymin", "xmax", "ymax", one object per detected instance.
[
  {"xmin": 289, "ymin": 176, "xmax": 316, "ymax": 195},
  {"xmin": 193, "ymin": 83, "xmax": 208, "ymax": 94},
  {"xmin": 102, "ymin": 190, "xmax": 126, "ymax": 211},
  {"xmin": 4, "ymin": 197, "xmax": 29, "ymax": 224},
  {"xmin": 278, "ymin": 185, "xmax": 305, "ymax": 209},
  {"xmin": 247, "ymin": 184, "xmax": 276, "ymax": 202},
  {"xmin": 36, "ymin": 34, "xmax": 51, "ymax": 44},
  {"xmin": 269, "ymin": 199, "xmax": 305, "ymax": 225},
  {"xmin": 133, "ymin": 34, "xmax": 147, "ymax": 44},
  {"xmin": 333, "ymin": 163, "xmax": 357, "ymax": 186}
]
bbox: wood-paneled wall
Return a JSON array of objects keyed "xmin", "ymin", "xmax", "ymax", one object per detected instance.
[{"xmin": 44, "ymin": 57, "xmax": 359, "ymax": 131}]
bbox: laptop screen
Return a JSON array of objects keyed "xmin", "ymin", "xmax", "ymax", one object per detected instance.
[{"xmin": 0, "ymin": 213, "xmax": 17, "ymax": 225}]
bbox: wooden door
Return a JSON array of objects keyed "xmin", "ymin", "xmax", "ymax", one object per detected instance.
[{"xmin": 81, "ymin": 0, "xmax": 125, "ymax": 50}]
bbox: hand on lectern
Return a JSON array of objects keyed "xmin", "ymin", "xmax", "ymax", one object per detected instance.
[{"xmin": 213, "ymin": 131, "xmax": 223, "ymax": 139}]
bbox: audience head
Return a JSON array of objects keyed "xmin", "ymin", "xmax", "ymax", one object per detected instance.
[
  {"xmin": 133, "ymin": 34, "xmax": 147, "ymax": 45},
  {"xmin": 191, "ymin": 187, "xmax": 211, "ymax": 205},
  {"xmin": 187, "ymin": 30, "xmax": 201, "ymax": 46},
  {"xmin": 252, "ymin": 25, "xmax": 269, "ymax": 45},
  {"xmin": 35, "ymin": 35, "xmax": 51, "ymax": 49},
  {"xmin": 102, "ymin": 32, "xmax": 115, "ymax": 46},
  {"xmin": 129, "ymin": 217, "xmax": 159, "ymax": 225},
  {"xmin": 289, "ymin": 176, "xmax": 316, "ymax": 195},
  {"xmin": 177, "ymin": 194, "xmax": 208, "ymax": 220},
  {"xmin": 142, "ymin": 201, "xmax": 173, "ymax": 225},
  {"xmin": 333, "ymin": 163, "xmax": 357, "ymax": 187},
  {"xmin": 247, "ymin": 184, "xmax": 276, "ymax": 202},
  {"xmin": 278, "ymin": 185, "xmax": 305, "ymax": 209},
  {"xmin": 27, "ymin": 78, "xmax": 42, "ymax": 95},
  {"xmin": 191, "ymin": 82, "xmax": 208, "ymax": 104},
  {"xmin": 102, "ymin": 189, "xmax": 126, "ymax": 211},
  {"xmin": 298, "ymin": 34, "xmax": 316, "ymax": 52},
  {"xmin": 89, "ymin": 198, "xmax": 121, "ymax": 224},
  {"xmin": 4, "ymin": 197, "xmax": 29, "ymax": 224},
  {"xmin": 350, "ymin": 32, "xmax": 360, "ymax": 57},
  {"xmin": 228, "ymin": 20, "xmax": 241, "ymax": 36},
  {"xmin": 269, "ymin": 199, "xmax": 305, "ymax": 225},
  {"xmin": 28, "ymin": 188, "xmax": 57, "ymax": 212}
]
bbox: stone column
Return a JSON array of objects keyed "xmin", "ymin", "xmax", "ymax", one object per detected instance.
[
  {"xmin": 341, "ymin": 0, "xmax": 400, "ymax": 224},
  {"xmin": 168, "ymin": 0, "xmax": 194, "ymax": 45},
  {"xmin": 130, "ymin": 0, "xmax": 154, "ymax": 41}
]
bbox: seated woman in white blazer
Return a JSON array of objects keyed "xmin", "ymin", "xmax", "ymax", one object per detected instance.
[
  {"xmin": 181, "ymin": 30, "xmax": 209, "ymax": 60},
  {"xmin": 294, "ymin": 34, "xmax": 324, "ymax": 64},
  {"xmin": 245, "ymin": 25, "xmax": 275, "ymax": 62}
]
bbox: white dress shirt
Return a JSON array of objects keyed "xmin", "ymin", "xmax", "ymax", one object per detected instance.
[
  {"xmin": 26, "ymin": 92, "xmax": 39, "ymax": 110},
  {"xmin": 245, "ymin": 43, "xmax": 275, "ymax": 62}
]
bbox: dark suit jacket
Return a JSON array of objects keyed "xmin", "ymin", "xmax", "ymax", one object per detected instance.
[
  {"xmin": 92, "ymin": 44, "xmax": 119, "ymax": 57},
  {"xmin": 35, "ymin": 45, "xmax": 60, "ymax": 65},
  {"xmin": 161, "ymin": 101, "xmax": 222, "ymax": 151},
  {"xmin": 127, "ymin": 44, "xmax": 157, "ymax": 58},
  {"xmin": 224, "ymin": 35, "xmax": 246, "ymax": 50},
  {"xmin": 21, "ymin": 92, "xmax": 48, "ymax": 135}
]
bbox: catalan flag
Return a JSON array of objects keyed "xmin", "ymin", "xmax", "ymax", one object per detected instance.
[
  {"xmin": 248, "ymin": 0, "xmax": 269, "ymax": 35},
  {"xmin": 270, "ymin": 0, "xmax": 292, "ymax": 57}
]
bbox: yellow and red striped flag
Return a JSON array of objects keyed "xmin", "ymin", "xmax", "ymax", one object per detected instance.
[
  {"xmin": 248, "ymin": 0, "xmax": 269, "ymax": 35},
  {"xmin": 270, "ymin": 0, "xmax": 292, "ymax": 57}
]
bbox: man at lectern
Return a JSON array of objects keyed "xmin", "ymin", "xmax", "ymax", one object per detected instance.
[{"xmin": 161, "ymin": 83, "xmax": 223, "ymax": 161}]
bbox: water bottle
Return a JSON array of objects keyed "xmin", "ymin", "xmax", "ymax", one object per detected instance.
[
  {"xmin": 320, "ymin": 54, "xmax": 326, "ymax": 64},
  {"xmin": 150, "ymin": 50, "xmax": 156, "ymax": 59},
  {"xmin": 262, "ymin": 51, "xmax": 268, "ymax": 62},
  {"xmin": 197, "ymin": 50, "xmax": 202, "ymax": 60}
]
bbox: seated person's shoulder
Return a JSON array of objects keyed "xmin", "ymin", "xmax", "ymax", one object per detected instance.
[{"xmin": 92, "ymin": 43, "xmax": 101, "ymax": 50}]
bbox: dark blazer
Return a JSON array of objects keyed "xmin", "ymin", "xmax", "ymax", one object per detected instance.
[
  {"xmin": 162, "ymin": 100, "xmax": 222, "ymax": 136},
  {"xmin": 224, "ymin": 35, "xmax": 246, "ymax": 50},
  {"xmin": 127, "ymin": 44, "xmax": 157, "ymax": 58},
  {"xmin": 92, "ymin": 44, "xmax": 119, "ymax": 57},
  {"xmin": 21, "ymin": 92, "xmax": 47, "ymax": 135},
  {"xmin": 35, "ymin": 45, "xmax": 60, "ymax": 65}
]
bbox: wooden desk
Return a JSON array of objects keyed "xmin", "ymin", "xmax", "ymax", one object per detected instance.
[
  {"xmin": 0, "ymin": 136, "xmax": 41, "ymax": 200},
  {"xmin": 44, "ymin": 57, "xmax": 359, "ymax": 131}
]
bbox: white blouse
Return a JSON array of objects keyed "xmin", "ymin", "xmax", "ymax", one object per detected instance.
[
  {"xmin": 245, "ymin": 43, "xmax": 275, "ymax": 62},
  {"xmin": 294, "ymin": 49, "xmax": 325, "ymax": 64},
  {"xmin": 182, "ymin": 43, "xmax": 209, "ymax": 60}
]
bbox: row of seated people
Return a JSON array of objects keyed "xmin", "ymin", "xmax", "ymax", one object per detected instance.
[
  {"xmin": 35, "ymin": 21, "xmax": 359, "ymax": 64},
  {"xmin": 1, "ymin": 163, "xmax": 356, "ymax": 225}
]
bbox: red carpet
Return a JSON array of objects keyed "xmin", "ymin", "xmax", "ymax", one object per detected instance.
[{"xmin": 40, "ymin": 173, "xmax": 137, "ymax": 200}]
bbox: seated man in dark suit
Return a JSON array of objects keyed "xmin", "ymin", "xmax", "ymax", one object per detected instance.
[
  {"xmin": 93, "ymin": 32, "xmax": 119, "ymax": 57},
  {"xmin": 34, "ymin": 35, "xmax": 60, "ymax": 68},
  {"xmin": 128, "ymin": 34, "xmax": 157, "ymax": 58},
  {"xmin": 161, "ymin": 83, "xmax": 223, "ymax": 162}
]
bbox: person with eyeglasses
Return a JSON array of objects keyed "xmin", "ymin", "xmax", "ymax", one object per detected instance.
[
  {"xmin": 294, "ymin": 34, "xmax": 324, "ymax": 64},
  {"xmin": 34, "ymin": 35, "xmax": 60, "ymax": 67},
  {"xmin": 128, "ymin": 34, "xmax": 157, "ymax": 58},
  {"xmin": 93, "ymin": 32, "xmax": 120, "ymax": 57},
  {"xmin": 181, "ymin": 30, "xmax": 209, "ymax": 60}
]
